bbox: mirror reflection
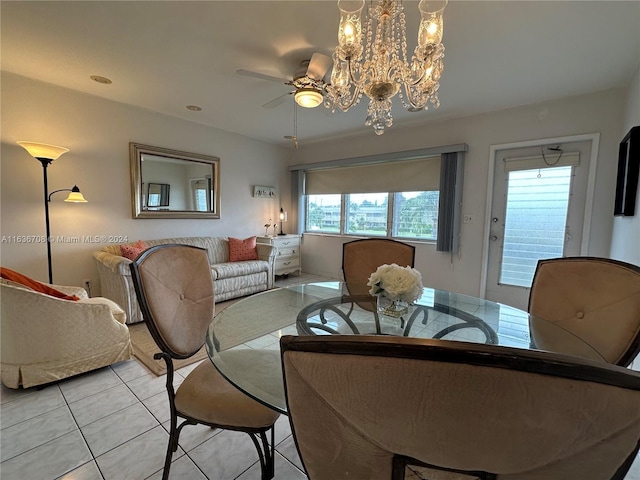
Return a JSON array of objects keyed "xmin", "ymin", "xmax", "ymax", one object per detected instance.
[
  {"xmin": 130, "ymin": 143, "xmax": 220, "ymax": 219},
  {"xmin": 147, "ymin": 183, "xmax": 170, "ymax": 207}
]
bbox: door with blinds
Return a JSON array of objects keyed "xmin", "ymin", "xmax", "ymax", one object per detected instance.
[{"xmin": 485, "ymin": 140, "xmax": 592, "ymax": 310}]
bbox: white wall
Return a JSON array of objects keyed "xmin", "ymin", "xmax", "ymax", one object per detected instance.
[
  {"xmin": 291, "ymin": 88, "xmax": 626, "ymax": 296},
  {"xmin": 610, "ymin": 66, "xmax": 640, "ymax": 266},
  {"xmin": 0, "ymin": 72, "xmax": 289, "ymax": 292},
  {"xmin": 2, "ymin": 71, "xmax": 631, "ymax": 299}
]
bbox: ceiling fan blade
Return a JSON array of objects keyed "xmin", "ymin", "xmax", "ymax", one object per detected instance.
[
  {"xmin": 262, "ymin": 91, "xmax": 293, "ymax": 109},
  {"xmin": 306, "ymin": 53, "xmax": 332, "ymax": 81},
  {"xmin": 236, "ymin": 69, "xmax": 289, "ymax": 84}
]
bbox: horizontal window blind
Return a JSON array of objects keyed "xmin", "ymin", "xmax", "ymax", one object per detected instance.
[
  {"xmin": 504, "ymin": 152, "xmax": 579, "ymax": 172},
  {"xmin": 305, "ymin": 157, "xmax": 441, "ymax": 195},
  {"xmin": 499, "ymin": 166, "xmax": 573, "ymax": 287}
]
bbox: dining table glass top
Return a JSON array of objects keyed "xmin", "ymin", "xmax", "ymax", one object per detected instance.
[{"xmin": 205, "ymin": 282, "xmax": 605, "ymax": 414}]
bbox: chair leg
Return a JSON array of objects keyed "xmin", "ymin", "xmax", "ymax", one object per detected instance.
[
  {"xmin": 266, "ymin": 426, "xmax": 275, "ymax": 479},
  {"xmin": 162, "ymin": 413, "xmax": 178, "ymax": 480},
  {"xmin": 247, "ymin": 427, "xmax": 276, "ymax": 480}
]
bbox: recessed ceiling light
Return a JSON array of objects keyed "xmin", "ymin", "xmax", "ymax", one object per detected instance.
[
  {"xmin": 90, "ymin": 75, "xmax": 112, "ymax": 84},
  {"xmin": 186, "ymin": 105, "xmax": 202, "ymax": 111}
]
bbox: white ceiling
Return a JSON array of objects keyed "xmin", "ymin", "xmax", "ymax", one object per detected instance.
[{"xmin": 2, "ymin": 1, "xmax": 639, "ymax": 147}]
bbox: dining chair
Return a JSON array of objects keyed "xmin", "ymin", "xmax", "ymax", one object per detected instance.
[
  {"xmin": 281, "ymin": 335, "xmax": 640, "ymax": 480},
  {"xmin": 342, "ymin": 238, "xmax": 415, "ymax": 309},
  {"xmin": 130, "ymin": 244, "xmax": 279, "ymax": 480},
  {"xmin": 528, "ymin": 256, "xmax": 640, "ymax": 366}
]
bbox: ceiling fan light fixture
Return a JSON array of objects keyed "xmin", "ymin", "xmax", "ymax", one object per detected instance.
[{"xmin": 294, "ymin": 88, "xmax": 323, "ymax": 108}]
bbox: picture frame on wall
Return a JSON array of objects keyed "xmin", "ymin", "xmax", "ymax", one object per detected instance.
[
  {"xmin": 253, "ymin": 185, "xmax": 276, "ymax": 198},
  {"xmin": 614, "ymin": 126, "xmax": 639, "ymax": 216}
]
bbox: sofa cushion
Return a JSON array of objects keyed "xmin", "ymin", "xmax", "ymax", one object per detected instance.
[
  {"xmin": 212, "ymin": 260, "xmax": 268, "ymax": 279},
  {"xmin": 120, "ymin": 240, "xmax": 149, "ymax": 260},
  {"xmin": 0, "ymin": 267, "xmax": 80, "ymax": 301},
  {"xmin": 229, "ymin": 237, "xmax": 258, "ymax": 261}
]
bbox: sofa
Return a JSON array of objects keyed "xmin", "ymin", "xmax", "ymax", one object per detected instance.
[
  {"xmin": 93, "ymin": 237, "xmax": 277, "ymax": 324},
  {"xmin": 1, "ymin": 279, "xmax": 131, "ymax": 388}
]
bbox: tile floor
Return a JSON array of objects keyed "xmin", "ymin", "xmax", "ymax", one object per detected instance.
[{"xmin": 1, "ymin": 273, "xmax": 639, "ymax": 480}]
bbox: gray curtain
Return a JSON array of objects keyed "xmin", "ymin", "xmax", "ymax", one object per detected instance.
[
  {"xmin": 437, "ymin": 152, "xmax": 464, "ymax": 253},
  {"xmin": 291, "ymin": 170, "xmax": 305, "ymax": 235}
]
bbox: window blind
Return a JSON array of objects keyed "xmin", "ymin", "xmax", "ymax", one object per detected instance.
[{"xmin": 305, "ymin": 157, "xmax": 441, "ymax": 195}]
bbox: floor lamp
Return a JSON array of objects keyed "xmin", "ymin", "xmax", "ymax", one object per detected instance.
[{"xmin": 17, "ymin": 142, "xmax": 88, "ymax": 284}]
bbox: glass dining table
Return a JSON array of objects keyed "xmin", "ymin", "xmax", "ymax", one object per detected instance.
[{"xmin": 205, "ymin": 281, "xmax": 604, "ymax": 414}]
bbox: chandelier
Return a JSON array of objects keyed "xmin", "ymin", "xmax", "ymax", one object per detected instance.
[{"xmin": 324, "ymin": 0, "xmax": 447, "ymax": 135}]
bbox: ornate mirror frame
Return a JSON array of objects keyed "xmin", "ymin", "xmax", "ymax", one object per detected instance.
[{"xmin": 130, "ymin": 142, "xmax": 221, "ymax": 219}]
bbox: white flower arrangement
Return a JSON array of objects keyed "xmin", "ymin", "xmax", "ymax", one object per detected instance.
[{"xmin": 367, "ymin": 263, "xmax": 424, "ymax": 304}]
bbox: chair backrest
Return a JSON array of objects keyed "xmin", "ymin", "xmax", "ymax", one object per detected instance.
[
  {"xmin": 130, "ymin": 244, "xmax": 214, "ymax": 359},
  {"xmin": 342, "ymin": 238, "xmax": 415, "ymax": 302},
  {"xmin": 281, "ymin": 335, "xmax": 640, "ymax": 480},
  {"xmin": 528, "ymin": 256, "xmax": 640, "ymax": 366}
]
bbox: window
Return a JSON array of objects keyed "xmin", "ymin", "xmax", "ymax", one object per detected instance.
[
  {"xmin": 306, "ymin": 194, "xmax": 341, "ymax": 233},
  {"xmin": 346, "ymin": 193, "xmax": 388, "ymax": 236},
  {"xmin": 292, "ymin": 146, "xmax": 467, "ymax": 252},
  {"xmin": 394, "ymin": 191, "xmax": 439, "ymax": 240},
  {"xmin": 306, "ymin": 191, "xmax": 439, "ymax": 241}
]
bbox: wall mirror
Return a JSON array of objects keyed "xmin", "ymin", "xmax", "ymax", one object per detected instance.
[{"xmin": 130, "ymin": 143, "xmax": 220, "ymax": 219}]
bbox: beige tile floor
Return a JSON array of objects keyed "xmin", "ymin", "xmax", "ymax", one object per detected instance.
[{"xmin": 1, "ymin": 273, "xmax": 639, "ymax": 480}]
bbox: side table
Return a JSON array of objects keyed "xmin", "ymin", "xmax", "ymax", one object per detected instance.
[{"xmin": 257, "ymin": 234, "xmax": 301, "ymax": 277}]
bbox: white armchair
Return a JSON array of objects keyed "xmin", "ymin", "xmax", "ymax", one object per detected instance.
[{"xmin": 1, "ymin": 279, "xmax": 132, "ymax": 389}]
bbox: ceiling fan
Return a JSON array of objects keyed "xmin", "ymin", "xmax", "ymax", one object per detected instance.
[{"xmin": 237, "ymin": 52, "xmax": 332, "ymax": 109}]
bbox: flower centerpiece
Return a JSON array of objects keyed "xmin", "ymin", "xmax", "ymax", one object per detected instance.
[{"xmin": 367, "ymin": 263, "xmax": 424, "ymax": 317}]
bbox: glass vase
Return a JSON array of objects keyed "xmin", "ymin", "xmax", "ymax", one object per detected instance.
[{"xmin": 377, "ymin": 295, "xmax": 409, "ymax": 318}]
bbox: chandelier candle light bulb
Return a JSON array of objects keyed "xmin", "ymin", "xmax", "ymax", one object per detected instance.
[{"xmin": 325, "ymin": 0, "xmax": 447, "ymax": 135}]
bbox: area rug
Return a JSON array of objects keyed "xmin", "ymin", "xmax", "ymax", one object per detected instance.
[{"xmin": 129, "ymin": 298, "xmax": 239, "ymax": 376}]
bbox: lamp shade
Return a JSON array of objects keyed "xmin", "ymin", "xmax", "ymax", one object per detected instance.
[
  {"xmin": 17, "ymin": 141, "xmax": 69, "ymax": 160},
  {"xmin": 294, "ymin": 88, "xmax": 323, "ymax": 108},
  {"xmin": 64, "ymin": 185, "xmax": 88, "ymax": 203}
]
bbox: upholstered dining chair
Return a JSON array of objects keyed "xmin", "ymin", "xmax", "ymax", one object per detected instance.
[
  {"xmin": 281, "ymin": 335, "xmax": 640, "ymax": 480},
  {"xmin": 528, "ymin": 256, "xmax": 640, "ymax": 367},
  {"xmin": 342, "ymin": 238, "xmax": 416, "ymax": 310},
  {"xmin": 130, "ymin": 244, "xmax": 279, "ymax": 480}
]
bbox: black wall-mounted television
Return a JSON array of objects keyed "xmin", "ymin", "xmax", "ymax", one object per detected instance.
[{"xmin": 614, "ymin": 126, "xmax": 639, "ymax": 216}]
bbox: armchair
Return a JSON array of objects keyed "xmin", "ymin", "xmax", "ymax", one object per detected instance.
[{"xmin": 1, "ymin": 279, "xmax": 132, "ymax": 388}]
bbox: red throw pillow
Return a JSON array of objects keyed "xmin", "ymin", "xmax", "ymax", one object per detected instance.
[
  {"xmin": 120, "ymin": 240, "xmax": 149, "ymax": 261},
  {"xmin": 0, "ymin": 267, "xmax": 80, "ymax": 301},
  {"xmin": 229, "ymin": 236, "xmax": 258, "ymax": 261}
]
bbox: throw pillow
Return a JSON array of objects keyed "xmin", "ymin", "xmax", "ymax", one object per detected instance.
[
  {"xmin": 0, "ymin": 267, "xmax": 80, "ymax": 301},
  {"xmin": 229, "ymin": 236, "xmax": 258, "ymax": 261},
  {"xmin": 120, "ymin": 240, "xmax": 149, "ymax": 261}
]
